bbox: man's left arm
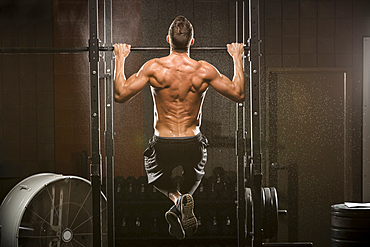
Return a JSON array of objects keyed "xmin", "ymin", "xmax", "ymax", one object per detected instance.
[{"xmin": 114, "ymin": 43, "xmax": 150, "ymax": 103}]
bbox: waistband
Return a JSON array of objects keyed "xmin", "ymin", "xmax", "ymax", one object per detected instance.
[
  {"xmin": 149, "ymin": 133, "xmax": 208, "ymax": 146},
  {"xmin": 156, "ymin": 133, "xmax": 201, "ymax": 141}
]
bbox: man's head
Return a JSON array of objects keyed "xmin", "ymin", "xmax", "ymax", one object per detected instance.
[{"xmin": 167, "ymin": 16, "xmax": 194, "ymax": 52}]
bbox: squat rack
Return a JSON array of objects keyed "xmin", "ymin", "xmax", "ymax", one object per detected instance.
[{"xmin": 0, "ymin": 1, "xmax": 267, "ymax": 247}]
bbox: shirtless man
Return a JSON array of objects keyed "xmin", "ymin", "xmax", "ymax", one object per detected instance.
[{"xmin": 114, "ymin": 15, "xmax": 244, "ymax": 240}]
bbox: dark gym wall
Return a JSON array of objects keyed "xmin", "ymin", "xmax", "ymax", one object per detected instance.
[
  {"xmin": 0, "ymin": 0, "xmax": 144, "ymax": 203},
  {"xmin": 0, "ymin": 1, "xmax": 54, "ymax": 203},
  {"xmin": 52, "ymin": 0, "xmax": 143, "ymax": 178},
  {"xmin": 260, "ymin": 0, "xmax": 370, "ymax": 246},
  {"xmin": 111, "ymin": 0, "xmax": 143, "ymax": 178},
  {"xmin": 261, "ymin": 0, "xmax": 369, "ymax": 202},
  {"xmin": 53, "ymin": 0, "xmax": 90, "ymax": 176}
]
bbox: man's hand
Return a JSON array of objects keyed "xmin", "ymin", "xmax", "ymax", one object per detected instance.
[
  {"xmin": 114, "ymin": 43, "xmax": 131, "ymax": 58},
  {"xmin": 227, "ymin": 42, "xmax": 244, "ymax": 58}
]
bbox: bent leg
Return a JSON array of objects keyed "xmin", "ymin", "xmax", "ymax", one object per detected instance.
[
  {"xmin": 152, "ymin": 175, "xmax": 180, "ymax": 204},
  {"xmin": 181, "ymin": 137, "xmax": 207, "ymax": 195},
  {"xmin": 181, "ymin": 175, "xmax": 202, "ymax": 195}
]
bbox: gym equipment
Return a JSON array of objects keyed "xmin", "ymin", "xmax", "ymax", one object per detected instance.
[
  {"xmin": 0, "ymin": 173, "xmax": 107, "ymax": 247},
  {"xmin": 0, "ymin": 46, "xmax": 250, "ymax": 54},
  {"xmin": 331, "ymin": 204, "xmax": 370, "ymax": 246},
  {"xmin": 246, "ymin": 187, "xmax": 279, "ymax": 242}
]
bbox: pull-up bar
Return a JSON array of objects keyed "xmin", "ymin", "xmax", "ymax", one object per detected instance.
[
  {"xmin": 100, "ymin": 46, "xmax": 250, "ymax": 52},
  {"xmin": 0, "ymin": 47, "xmax": 89, "ymax": 54},
  {"xmin": 0, "ymin": 46, "xmax": 250, "ymax": 54}
]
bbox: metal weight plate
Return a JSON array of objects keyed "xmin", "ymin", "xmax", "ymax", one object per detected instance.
[
  {"xmin": 245, "ymin": 188, "xmax": 253, "ymax": 240},
  {"xmin": 260, "ymin": 187, "xmax": 265, "ymax": 240},
  {"xmin": 263, "ymin": 187, "xmax": 272, "ymax": 239},
  {"xmin": 270, "ymin": 187, "xmax": 279, "ymax": 239}
]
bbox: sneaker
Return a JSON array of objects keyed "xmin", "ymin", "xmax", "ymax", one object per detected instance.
[
  {"xmin": 165, "ymin": 205, "xmax": 185, "ymax": 240},
  {"xmin": 177, "ymin": 194, "xmax": 198, "ymax": 236}
]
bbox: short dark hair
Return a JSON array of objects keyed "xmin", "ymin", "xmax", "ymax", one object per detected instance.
[{"xmin": 168, "ymin": 16, "xmax": 193, "ymax": 52}]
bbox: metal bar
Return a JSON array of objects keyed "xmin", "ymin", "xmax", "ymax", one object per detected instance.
[
  {"xmin": 0, "ymin": 47, "xmax": 89, "ymax": 54},
  {"xmin": 0, "ymin": 46, "xmax": 251, "ymax": 55},
  {"xmin": 249, "ymin": 0, "xmax": 262, "ymax": 246},
  {"xmin": 99, "ymin": 46, "xmax": 250, "ymax": 52},
  {"xmin": 262, "ymin": 243, "xmax": 313, "ymax": 247},
  {"xmin": 103, "ymin": 0, "xmax": 115, "ymax": 246},
  {"xmin": 236, "ymin": 1, "xmax": 247, "ymax": 247},
  {"xmin": 89, "ymin": 0, "xmax": 102, "ymax": 246},
  {"xmin": 363, "ymin": 37, "xmax": 370, "ymax": 202}
]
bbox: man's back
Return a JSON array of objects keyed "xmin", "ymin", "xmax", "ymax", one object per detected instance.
[{"xmin": 147, "ymin": 52, "xmax": 210, "ymax": 137}]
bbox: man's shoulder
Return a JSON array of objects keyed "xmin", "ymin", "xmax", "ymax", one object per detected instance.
[
  {"xmin": 198, "ymin": 60, "xmax": 211, "ymax": 67},
  {"xmin": 142, "ymin": 58, "xmax": 162, "ymax": 72},
  {"xmin": 144, "ymin": 57, "xmax": 168, "ymax": 68},
  {"xmin": 198, "ymin": 60, "xmax": 217, "ymax": 73}
]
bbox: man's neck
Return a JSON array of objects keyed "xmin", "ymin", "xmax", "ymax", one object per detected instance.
[{"xmin": 170, "ymin": 48, "xmax": 190, "ymax": 56}]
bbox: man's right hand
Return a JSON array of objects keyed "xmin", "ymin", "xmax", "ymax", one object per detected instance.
[
  {"xmin": 114, "ymin": 43, "xmax": 131, "ymax": 58},
  {"xmin": 227, "ymin": 42, "xmax": 244, "ymax": 58}
]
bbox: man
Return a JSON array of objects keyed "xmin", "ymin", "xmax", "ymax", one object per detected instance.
[{"xmin": 114, "ymin": 15, "xmax": 244, "ymax": 240}]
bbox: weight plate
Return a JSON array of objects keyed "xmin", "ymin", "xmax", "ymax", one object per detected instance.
[
  {"xmin": 270, "ymin": 187, "xmax": 279, "ymax": 239},
  {"xmin": 331, "ymin": 227, "xmax": 370, "ymax": 240},
  {"xmin": 245, "ymin": 188, "xmax": 253, "ymax": 239},
  {"xmin": 263, "ymin": 187, "xmax": 272, "ymax": 239}
]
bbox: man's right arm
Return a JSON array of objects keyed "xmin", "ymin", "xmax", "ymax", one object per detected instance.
[
  {"xmin": 205, "ymin": 42, "xmax": 245, "ymax": 103},
  {"xmin": 114, "ymin": 43, "xmax": 151, "ymax": 103}
]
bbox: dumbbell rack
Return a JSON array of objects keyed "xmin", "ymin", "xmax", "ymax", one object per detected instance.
[{"xmin": 110, "ymin": 173, "xmax": 238, "ymax": 246}]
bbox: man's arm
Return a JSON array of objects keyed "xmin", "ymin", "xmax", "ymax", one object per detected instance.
[
  {"xmin": 205, "ymin": 42, "xmax": 245, "ymax": 103},
  {"xmin": 114, "ymin": 43, "xmax": 150, "ymax": 103}
]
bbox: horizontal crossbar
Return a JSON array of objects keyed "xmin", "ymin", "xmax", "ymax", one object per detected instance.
[
  {"xmin": 0, "ymin": 46, "xmax": 250, "ymax": 54},
  {"xmin": 100, "ymin": 46, "xmax": 250, "ymax": 52},
  {"xmin": 262, "ymin": 243, "xmax": 313, "ymax": 247},
  {"xmin": 0, "ymin": 47, "xmax": 89, "ymax": 54}
]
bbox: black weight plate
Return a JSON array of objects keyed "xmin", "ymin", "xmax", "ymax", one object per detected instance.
[
  {"xmin": 260, "ymin": 187, "xmax": 266, "ymax": 239},
  {"xmin": 331, "ymin": 227, "xmax": 370, "ymax": 240},
  {"xmin": 331, "ymin": 215, "xmax": 370, "ymax": 229},
  {"xmin": 263, "ymin": 187, "xmax": 272, "ymax": 239},
  {"xmin": 331, "ymin": 238, "xmax": 370, "ymax": 247},
  {"xmin": 270, "ymin": 187, "xmax": 279, "ymax": 239},
  {"xmin": 245, "ymin": 187, "xmax": 253, "ymax": 238}
]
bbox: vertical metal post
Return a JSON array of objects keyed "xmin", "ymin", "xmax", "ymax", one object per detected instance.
[
  {"xmin": 249, "ymin": 0, "xmax": 262, "ymax": 246},
  {"xmin": 236, "ymin": 1, "xmax": 247, "ymax": 247},
  {"xmin": 363, "ymin": 37, "xmax": 370, "ymax": 202},
  {"xmin": 104, "ymin": 0, "xmax": 115, "ymax": 246},
  {"xmin": 89, "ymin": 0, "xmax": 102, "ymax": 246}
]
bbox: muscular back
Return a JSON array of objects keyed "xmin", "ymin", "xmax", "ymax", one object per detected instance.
[{"xmin": 147, "ymin": 53, "xmax": 209, "ymax": 137}]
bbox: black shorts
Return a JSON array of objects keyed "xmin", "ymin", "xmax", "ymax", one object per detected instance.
[{"xmin": 143, "ymin": 133, "xmax": 208, "ymax": 184}]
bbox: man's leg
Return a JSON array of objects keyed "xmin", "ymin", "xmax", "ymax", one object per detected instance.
[
  {"xmin": 152, "ymin": 177, "xmax": 185, "ymax": 240},
  {"xmin": 153, "ymin": 176, "xmax": 197, "ymax": 238},
  {"xmin": 168, "ymin": 190, "xmax": 181, "ymax": 204},
  {"xmin": 178, "ymin": 137, "xmax": 208, "ymax": 236}
]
